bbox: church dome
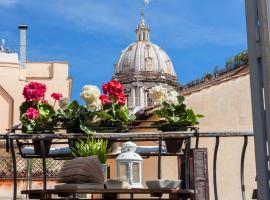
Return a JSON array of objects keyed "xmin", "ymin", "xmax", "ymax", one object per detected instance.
[
  {"xmin": 114, "ymin": 19, "xmax": 176, "ymax": 77},
  {"xmin": 112, "ymin": 15, "xmax": 179, "ymax": 109}
]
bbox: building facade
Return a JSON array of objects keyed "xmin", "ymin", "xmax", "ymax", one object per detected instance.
[{"xmin": 0, "ymin": 27, "xmax": 72, "ymax": 133}]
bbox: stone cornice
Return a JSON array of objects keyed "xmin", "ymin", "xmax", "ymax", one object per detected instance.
[{"xmin": 180, "ymin": 65, "xmax": 249, "ymax": 96}]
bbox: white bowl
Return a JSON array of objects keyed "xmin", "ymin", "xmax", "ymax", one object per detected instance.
[{"xmin": 146, "ymin": 179, "xmax": 181, "ymax": 189}]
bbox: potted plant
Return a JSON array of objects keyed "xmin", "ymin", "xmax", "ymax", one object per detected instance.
[
  {"xmin": 149, "ymin": 86, "xmax": 203, "ymax": 153},
  {"xmin": 97, "ymin": 80, "xmax": 135, "ymax": 132},
  {"xmin": 80, "ymin": 80, "xmax": 136, "ymax": 153},
  {"xmin": 72, "ymin": 138, "xmax": 109, "ymax": 179},
  {"xmin": 19, "ymin": 82, "xmax": 60, "ymax": 155},
  {"xmin": 79, "ymin": 85, "xmax": 104, "ymax": 133},
  {"xmin": 56, "ymin": 98, "xmax": 97, "ymax": 150}
]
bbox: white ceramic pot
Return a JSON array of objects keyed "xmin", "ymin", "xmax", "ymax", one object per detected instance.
[{"xmin": 101, "ymin": 164, "xmax": 108, "ymax": 180}]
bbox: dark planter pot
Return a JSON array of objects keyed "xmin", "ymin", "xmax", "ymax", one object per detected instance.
[
  {"xmin": 22, "ymin": 126, "xmax": 54, "ymax": 156},
  {"xmin": 161, "ymin": 126, "xmax": 188, "ymax": 153},
  {"xmin": 32, "ymin": 139, "xmax": 52, "ymax": 156},
  {"xmin": 66, "ymin": 129, "xmax": 86, "ymax": 151},
  {"xmin": 164, "ymin": 139, "xmax": 184, "ymax": 153}
]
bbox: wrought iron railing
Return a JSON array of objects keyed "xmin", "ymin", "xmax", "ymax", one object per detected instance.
[
  {"xmin": 194, "ymin": 132, "xmax": 253, "ymax": 200},
  {"xmin": 0, "ymin": 130, "xmax": 254, "ymax": 200}
]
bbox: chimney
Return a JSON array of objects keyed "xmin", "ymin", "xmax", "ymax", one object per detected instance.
[{"xmin": 18, "ymin": 24, "xmax": 28, "ymax": 67}]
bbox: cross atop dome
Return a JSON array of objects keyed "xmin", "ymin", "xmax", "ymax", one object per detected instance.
[{"xmin": 136, "ymin": 8, "xmax": 150, "ymax": 41}]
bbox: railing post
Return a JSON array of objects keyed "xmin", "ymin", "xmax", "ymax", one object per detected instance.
[
  {"xmin": 10, "ymin": 139, "xmax": 17, "ymax": 200},
  {"xmin": 157, "ymin": 137, "xmax": 162, "ymax": 179},
  {"xmin": 213, "ymin": 136, "xmax": 219, "ymax": 200},
  {"xmin": 240, "ymin": 136, "xmax": 248, "ymax": 200},
  {"xmin": 40, "ymin": 139, "xmax": 47, "ymax": 190},
  {"xmin": 183, "ymin": 138, "xmax": 191, "ymax": 189}
]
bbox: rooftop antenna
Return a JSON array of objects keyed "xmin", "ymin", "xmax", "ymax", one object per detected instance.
[{"xmin": 0, "ymin": 39, "xmax": 4, "ymax": 52}]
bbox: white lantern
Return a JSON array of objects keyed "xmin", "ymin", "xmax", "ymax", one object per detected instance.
[{"xmin": 116, "ymin": 141, "xmax": 143, "ymax": 188}]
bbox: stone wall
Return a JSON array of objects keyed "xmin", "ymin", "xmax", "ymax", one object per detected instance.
[{"xmin": 184, "ymin": 74, "xmax": 256, "ymax": 200}]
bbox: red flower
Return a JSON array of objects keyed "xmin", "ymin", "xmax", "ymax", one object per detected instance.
[
  {"xmin": 102, "ymin": 83, "xmax": 108, "ymax": 94},
  {"xmin": 25, "ymin": 107, "xmax": 39, "ymax": 120},
  {"xmin": 101, "ymin": 80, "xmax": 126, "ymax": 105},
  {"xmin": 99, "ymin": 94, "xmax": 111, "ymax": 104},
  {"xmin": 118, "ymin": 93, "xmax": 126, "ymax": 105},
  {"xmin": 51, "ymin": 93, "xmax": 63, "ymax": 101},
  {"xmin": 23, "ymin": 82, "xmax": 46, "ymax": 101},
  {"xmin": 107, "ymin": 80, "xmax": 124, "ymax": 96}
]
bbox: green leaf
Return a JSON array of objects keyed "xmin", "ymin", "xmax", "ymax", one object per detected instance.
[
  {"xmin": 72, "ymin": 138, "xmax": 108, "ymax": 164},
  {"xmin": 196, "ymin": 114, "xmax": 204, "ymax": 118},
  {"xmin": 80, "ymin": 124, "xmax": 94, "ymax": 135},
  {"xmin": 118, "ymin": 106, "xmax": 129, "ymax": 124},
  {"xmin": 99, "ymin": 111, "xmax": 113, "ymax": 121},
  {"xmin": 177, "ymin": 96, "xmax": 185, "ymax": 104}
]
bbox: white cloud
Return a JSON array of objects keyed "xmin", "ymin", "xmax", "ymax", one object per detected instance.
[
  {"xmin": 0, "ymin": 0, "xmax": 18, "ymax": 7},
  {"xmin": 15, "ymin": 0, "xmax": 246, "ymax": 48},
  {"xmin": 42, "ymin": 0, "xmax": 138, "ymax": 38}
]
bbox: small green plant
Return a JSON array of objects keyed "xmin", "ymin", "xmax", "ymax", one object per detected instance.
[
  {"xmin": 152, "ymin": 96, "xmax": 204, "ymax": 131},
  {"xmin": 72, "ymin": 138, "xmax": 108, "ymax": 164}
]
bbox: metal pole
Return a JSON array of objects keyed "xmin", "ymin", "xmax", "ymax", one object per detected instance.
[
  {"xmin": 157, "ymin": 138, "xmax": 162, "ymax": 179},
  {"xmin": 213, "ymin": 137, "xmax": 220, "ymax": 200},
  {"xmin": 240, "ymin": 136, "xmax": 248, "ymax": 200},
  {"xmin": 10, "ymin": 139, "xmax": 17, "ymax": 200},
  {"xmin": 245, "ymin": 0, "xmax": 270, "ymax": 199}
]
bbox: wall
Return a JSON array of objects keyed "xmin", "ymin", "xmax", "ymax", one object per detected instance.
[
  {"xmin": 0, "ymin": 58, "xmax": 72, "ymax": 132},
  {"xmin": 184, "ymin": 74, "xmax": 256, "ymax": 200},
  {"xmin": 184, "ymin": 74, "xmax": 253, "ymax": 132},
  {"xmin": 107, "ymin": 74, "xmax": 256, "ymax": 200}
]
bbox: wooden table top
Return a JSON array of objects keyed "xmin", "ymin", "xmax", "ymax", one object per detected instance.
[{"xmin": 22, "ymin": 188, "xmax": 194, "ymax": 194}]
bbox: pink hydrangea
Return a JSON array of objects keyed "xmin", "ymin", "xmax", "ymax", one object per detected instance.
[
  {"xmin": 25, "ymin": 107, "xmax": 39, "ymax": 120},
  {"xmin": 23, "ymin": 82, "xmax": 46, "ymax": 101}
]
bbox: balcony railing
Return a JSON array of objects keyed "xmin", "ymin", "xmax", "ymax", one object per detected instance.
[{"xmin": 0, "ymin": 128, "xmax": 254, "ymax": 200}]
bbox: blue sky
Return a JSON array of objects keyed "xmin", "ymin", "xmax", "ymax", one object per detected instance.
[{"xmin": 0, "ymin": 0, "xmax": 247, "ymax": 100}]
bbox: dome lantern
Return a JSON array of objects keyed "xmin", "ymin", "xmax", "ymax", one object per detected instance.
[{"xmin": 136, "ymin": 9, "xmax": 150, "ymax": 42}]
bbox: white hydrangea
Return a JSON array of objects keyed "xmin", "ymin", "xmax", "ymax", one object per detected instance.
[
  {"xmin": 149, "ymin": 86, "xmax": 166, "ymax": 103},
  {"xmin": 80, "ymin": 85, "xmax": 101, "ymax": 104},
  {"xmin": 58, "ymin": 97, "xmax": 70, "ymax": 110},
  {"xmin": 166, "ymin": 90, "xmax": 179, "ymax": 105},
  {"xmin": 86, "ymin": 98, "xmax": 102, "ymax": 112}
]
